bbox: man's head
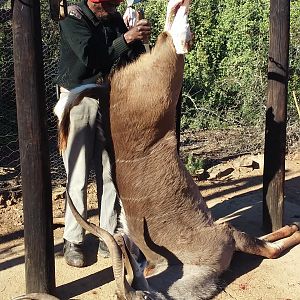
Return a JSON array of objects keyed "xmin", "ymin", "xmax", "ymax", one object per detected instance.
[{"xmin": 87, "ymin": 0, "xmax": 124, "ymax": 19}]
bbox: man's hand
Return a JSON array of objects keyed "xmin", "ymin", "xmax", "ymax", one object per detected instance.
[{"xmin": 124, "ymin": 19, "xmax": 151, "ymax": 44}]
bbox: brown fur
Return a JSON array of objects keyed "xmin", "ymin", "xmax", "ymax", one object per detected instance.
[
  {"xmin": 107, "ymin": 31, "xmax": 300, "ymax": 298},
  {"xmin": 109, "ymin": 31, "xmax": 234, "ymax": 273},
  {"xmin": 57, "ymin": 30, "xmax": 300, "ymax": 299}
]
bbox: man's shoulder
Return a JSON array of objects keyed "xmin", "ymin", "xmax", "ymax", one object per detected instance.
[{"xmin": 67, "ymin": 5, "xmax": 84, "ymax": 20}]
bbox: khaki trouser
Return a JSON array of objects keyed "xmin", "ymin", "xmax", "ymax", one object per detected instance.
[{"xmin": 57, "ymin": 90, "xmax": 118, "ymax": 244}]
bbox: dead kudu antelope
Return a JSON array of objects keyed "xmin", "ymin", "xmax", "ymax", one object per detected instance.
[{"xmin": 16, "ymin": 1, "xmax": 300, "ymax": 299}]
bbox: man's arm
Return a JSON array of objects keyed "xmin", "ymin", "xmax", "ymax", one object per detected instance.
[
  {"xmin": 59, "ymin": 8, "xmax": 151, "ymax": 70},
  {"xmin": 59, "ymin": 13, "xmax": 130, "ymax": 71}
]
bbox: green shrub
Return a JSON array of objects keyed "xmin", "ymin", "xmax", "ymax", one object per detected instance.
[
  {"xmin": 132, "ymin": 0, "xmax": 299, "ymax": 131},
  {"xmin": 185, "ymin": 153, "xmax": 205, "ymax": 175}
]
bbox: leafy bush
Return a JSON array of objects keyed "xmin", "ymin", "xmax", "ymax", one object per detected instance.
[
  {"xmin": 132, "ymin": 0, "xmax": 299, "ymax": 131},
  {"xmin": 185, "ymin": 153, "xmax": 205, "ymax": 175},
  {"xmin": 2, "ymin": 0, "xmax": 300, "ymax": 132}
]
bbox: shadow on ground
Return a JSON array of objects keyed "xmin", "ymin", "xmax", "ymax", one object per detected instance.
[{"xmin": 1, "ymin": 172, "xmax": 299, "ymax": 299}]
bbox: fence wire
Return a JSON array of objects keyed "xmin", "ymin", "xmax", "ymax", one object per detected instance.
[{"xmin": 0, "ymin": 0, "xmax": 64, "ymax": 194}]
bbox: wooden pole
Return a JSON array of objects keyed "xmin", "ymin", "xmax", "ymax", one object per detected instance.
[
  {"xmin": 263, "ymin": 0, "xmax": 290, "ymax": 232},
  {"xmin": 12, "ymin": 0, "xmax": 56, "ymax": 294}
]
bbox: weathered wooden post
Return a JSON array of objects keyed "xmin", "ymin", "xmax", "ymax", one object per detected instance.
[
  {"xmin": 263, "ymin": 0, "xmax": 290, "ymax": 232},
  {"xmin": 12, "ymin": 0, "xmax": 56, "ymax": 294}
]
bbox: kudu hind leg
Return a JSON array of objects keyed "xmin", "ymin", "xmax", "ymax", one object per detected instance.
[{"xmin": 232, "ymin": 225, "xmax": 300, "ymax": 259}]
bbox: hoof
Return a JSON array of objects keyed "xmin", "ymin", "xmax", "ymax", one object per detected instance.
[{"xmin": 291, "ymin": 222, "xmax": 300, "ymax": 230}]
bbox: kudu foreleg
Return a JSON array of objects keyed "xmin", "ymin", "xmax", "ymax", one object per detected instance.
[
  {"xmin": 232, "ymin": 223, "xmax": 300, "ymax": 259},
  {"xmin": 259, "ymin": 223, "xmax": 300, "ymax": 242}
]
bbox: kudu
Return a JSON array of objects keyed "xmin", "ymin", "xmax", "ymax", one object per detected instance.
[{"xmin": 16, "ymin": 0, "xmax": 300, "ymax": 299}]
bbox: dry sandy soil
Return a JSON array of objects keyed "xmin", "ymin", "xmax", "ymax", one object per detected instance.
[{"xmin": 1, "ymin": 129, "xmax": 300, "ymax": 300}]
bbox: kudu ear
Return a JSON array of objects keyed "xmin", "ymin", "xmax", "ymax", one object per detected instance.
[
  {"xmin": 114, "ymin": 233, "xmax": 150, "ymax": 292},
  {"xmin": 114, "ymin": 233, "xmax": 135, "ymax": 286}
]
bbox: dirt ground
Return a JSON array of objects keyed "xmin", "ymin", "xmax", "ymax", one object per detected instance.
[{"xmin": 0, "ymin": 128, "xmax": 300, "ymax": 300}]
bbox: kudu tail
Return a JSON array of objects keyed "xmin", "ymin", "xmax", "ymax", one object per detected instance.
[
  {"xmin": 57, "ymin": 84, "xmax": 110, "ymax": 153},
  {"xmin": 58, "ymin": 107, "xmax": 70, "ymax": 153}
]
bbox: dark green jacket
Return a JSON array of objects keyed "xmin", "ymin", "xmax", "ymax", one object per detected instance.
[{"xmin": 56, "ymin": 0, "xmax": 145, "ymax": 90}]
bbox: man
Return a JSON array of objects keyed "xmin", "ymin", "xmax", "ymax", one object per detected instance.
[{"xmin": 55, "ymin": 0, "xmax": 151, "ymax": 267}]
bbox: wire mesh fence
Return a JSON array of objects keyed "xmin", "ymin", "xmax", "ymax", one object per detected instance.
[
  {"xmin": 0, "ymin": 0, "xmax": 299, "ymax": 197},
  {"xmin": 0, "ymin": 0, "xmax": 20, "ymax": 195},
  {"xmin": 0, "ymin": 0, "xmax": 63, "ymax": 195}
]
